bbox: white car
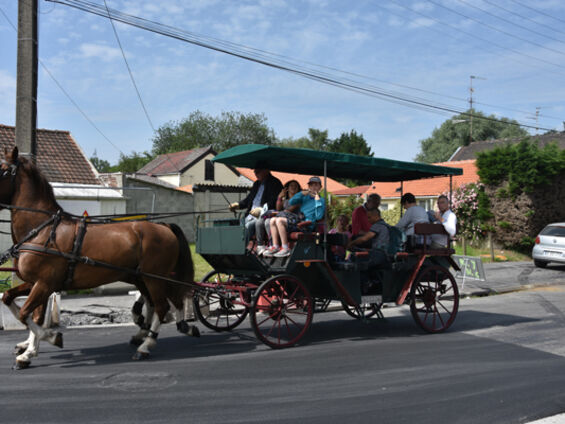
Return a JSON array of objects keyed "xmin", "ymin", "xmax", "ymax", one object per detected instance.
[{"xmin": 532, "ymin": 223, "xmax": 565, "ymax": 268}]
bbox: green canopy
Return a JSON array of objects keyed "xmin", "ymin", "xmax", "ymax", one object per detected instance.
[{"xmin": 213, "ymin": 144, "xmax": 462, "ymax": 182}]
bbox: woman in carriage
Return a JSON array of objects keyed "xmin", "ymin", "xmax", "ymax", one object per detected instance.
[{"xmin": 263, "ymin": 176, "xmax": 326, "ymax": 257}]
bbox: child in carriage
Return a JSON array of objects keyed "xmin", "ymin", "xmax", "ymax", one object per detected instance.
[{"xmin": 263, "ymin": 176, "xmax": 326, "ymax": 258}]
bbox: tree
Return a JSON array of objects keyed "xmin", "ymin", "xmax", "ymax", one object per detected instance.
[
  {"xmin": 90, "ymin": 150, "xmax": 111, "ymax": 173},
  {"xmin": 109, "ymin": 151, "xmax": 154, "ymax": 173},
  {"xmin": 152, "ymin": 110, "xmax": 276, "ymax": 155},
  {"xmin": 415, "ymin": 110, "xmax": 529, "ymax": 163},
  {"xmin": 279, "ymin": 128, "xmax": 331, "ymax": 151},
  {"xmin": 330, "ymin": 130, "xmax": 372, "ymax": 156}
]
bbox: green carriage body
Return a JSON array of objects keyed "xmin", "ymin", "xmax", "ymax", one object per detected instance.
[{"xmin": 194, "ymin": 144, "xmax": 463, "ymax": 348}]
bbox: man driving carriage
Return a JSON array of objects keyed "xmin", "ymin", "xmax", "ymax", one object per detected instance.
[{"xmin": 229, "ymin": 167, "xmax": 283, "ymax": 244}]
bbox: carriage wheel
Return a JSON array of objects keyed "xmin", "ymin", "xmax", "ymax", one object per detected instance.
[
  {"xmin": 193, "ymin": 271, "xmax": 249, "ymax": 332},
  {"xmin": 341, "ymin": 301, "xmax": 381, "ymax": 320},
  {"xmin": 410, "ymin": 265, "xmax": 459, "ymax": 333},
  {"xmin": 250, "ymin": 274, "xmax": 313, "ymax": 349}
]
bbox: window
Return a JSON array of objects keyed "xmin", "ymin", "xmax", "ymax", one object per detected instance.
[{"xmin": 204, "ymin": 160, "xmax": 214, "ymax": 181}]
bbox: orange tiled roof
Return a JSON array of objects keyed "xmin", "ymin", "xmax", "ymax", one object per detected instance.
[
  {"xmin": 366, "ymin": 160, "xmax": 478, "ymax": 198},
  {"xmin": 332, "ymin": 185, "xmax": 371, "ymax": 196},
  {"xmin": 0, "ymin": 124, "xmax": 99, "ymax": 184},
  {"xmin": 177, "ymin": 184, "xmax": 193, "ymax": 193},
  {"xmin": 237, "ymin": 168, "xmax": 348, "ymax": 193}
]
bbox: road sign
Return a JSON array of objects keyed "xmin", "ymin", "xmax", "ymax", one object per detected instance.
[{"xmin": 452, "ymin": 255, "xmax": 486, "ymax": 288}]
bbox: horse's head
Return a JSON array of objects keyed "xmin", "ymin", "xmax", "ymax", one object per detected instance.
[{"xmin": 0, "ymin": 146, "xmax": 20, "ymax": 206}]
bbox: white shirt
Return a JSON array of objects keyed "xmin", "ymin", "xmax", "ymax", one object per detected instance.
[{"xmin": 432, "ymin": 209, "xmax": 457, "ymax": 247}]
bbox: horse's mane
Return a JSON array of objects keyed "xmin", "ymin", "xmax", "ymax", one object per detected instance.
[{"xmin": 19, "ymin": 157, "xmax": 63, "ymax": 210}]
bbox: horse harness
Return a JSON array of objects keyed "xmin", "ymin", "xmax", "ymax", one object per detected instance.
[{"xmin": 1, "ymin": 211, "xmax": 197, "ymax": 291}]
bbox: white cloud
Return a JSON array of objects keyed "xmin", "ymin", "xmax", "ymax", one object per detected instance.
[{"xmin": 79, "ymin": 43, "xmax": 124, "ymax": 62}]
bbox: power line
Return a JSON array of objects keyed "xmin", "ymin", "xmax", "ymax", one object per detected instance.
[
  {"xmin": 48, "ymin": 0, "xmax": 556, "ymax": 133},
  {"xmin": 374, "ymin": 1, "xmax": 565, "ymax": 121},
  {"xmin": 424, "ymin": 0, "xmax": 565, "ymax": 59},
  {"xmin": 386, "ymin": 0, "xmax": 565, "ymax": 75},
  {"xmin": 0, "ymin": 4, "xmax": 124, "ymax": 156},
  {"xmin": 103, "ymin": 0, "xmax": 155, "ymax": 132},
  {"xmin": 480, "ymin": 0, "xmax": 565, "ymax": 39},
  {"xmin": 507, "ymin": 0, "xmax": 565, "ymax": 27},
  {"xmin": 455, "ymin": 0, "xmax": 565, "ymax": 45}
]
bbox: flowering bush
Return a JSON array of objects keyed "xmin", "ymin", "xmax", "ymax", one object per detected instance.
[{"xmin": 444, "ymin": 183, "xmax": 488, "ymax": 243}]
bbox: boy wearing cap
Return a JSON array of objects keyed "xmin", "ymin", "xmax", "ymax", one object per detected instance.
[{"xmin": 264, "ymin": 176, "xmax": 326, "ymax": 258}]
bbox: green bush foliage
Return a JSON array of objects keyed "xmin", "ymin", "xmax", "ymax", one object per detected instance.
[
  {"xmin": 477, "ymin": 138, "xmax": 565, "ymax": 250},
  {"xmin": 327, "ymin": 195, "xmax": 363, "ymax": 230},
  {"xmin": 477, "ymin": 140, "xmax": 565, "ymax": 197}
]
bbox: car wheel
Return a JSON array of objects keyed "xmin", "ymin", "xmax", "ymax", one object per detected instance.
[{"xmin": 534, "ymin": 260, "xmax": 548, "ymax": 268}]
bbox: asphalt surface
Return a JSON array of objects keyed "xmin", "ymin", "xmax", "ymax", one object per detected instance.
[
  {"xmin": 2, "ymin": 288, "xmax": 565, "ymax": 423},
  {"xmin": 1, "ymin": 260, "xmax": 565, "ymax": 423},
  {"xmin": 54, "ymin": 260, "xmax": 565, "ymax": 325}
]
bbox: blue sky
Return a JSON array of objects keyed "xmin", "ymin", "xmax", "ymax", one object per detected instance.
[{"xmin": 1, "ymin": 0, "xmax": 565, "ymax": 165}]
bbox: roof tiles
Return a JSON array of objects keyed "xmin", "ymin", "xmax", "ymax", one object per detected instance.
[{"xmin": 0, "ymin": 124, "xmax": 99, "ymax": 184}]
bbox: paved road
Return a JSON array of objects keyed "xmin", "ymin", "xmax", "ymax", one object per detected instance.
[{"xmin": 2, "ymin": 284, "xmax": 565, "ymax": 423}]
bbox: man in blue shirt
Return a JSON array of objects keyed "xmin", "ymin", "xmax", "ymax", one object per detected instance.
[{"xmin": 264, "ymin": 176, "xmax": 326, "ymax": 257}]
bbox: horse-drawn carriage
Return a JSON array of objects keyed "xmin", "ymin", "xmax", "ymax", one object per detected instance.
[
  {"xmin": 0, "ymin": 144, "xmax": 462, "ymax": 368},
  {"xmin": 193, "ymin": 144, "xmax": 463, "ymax": 348}
]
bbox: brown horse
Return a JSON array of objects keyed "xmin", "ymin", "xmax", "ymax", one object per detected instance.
[{"xmin": 0, "ymin": 146, "xmax": 198, "ymax": 368}]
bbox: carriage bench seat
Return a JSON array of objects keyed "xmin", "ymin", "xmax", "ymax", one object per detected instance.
[
  {"xmin": 289, "ymin": 232, "xmax": 318, "ymax": 241},
  {"xmin": 405, "ymin": 223, "xmax": 456, "ymax": 257}
]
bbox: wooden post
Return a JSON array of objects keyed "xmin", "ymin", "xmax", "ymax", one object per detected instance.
[
  {"xmin": 489, "ymin": 232, "xmax": 495, "ymax": 261},
  {"xmin": 15, "ymin": 0, "xmax": 38, "ymax": 164}
]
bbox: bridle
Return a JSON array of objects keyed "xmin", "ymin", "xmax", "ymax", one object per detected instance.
[{"xmin": 0, "ymin": 159, "xmax": 19, "ymax": 206}]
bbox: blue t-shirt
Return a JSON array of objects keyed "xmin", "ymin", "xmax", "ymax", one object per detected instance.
[{"xmin": 289, "ymin": 192, "xmax": 326, "ymax": 227}]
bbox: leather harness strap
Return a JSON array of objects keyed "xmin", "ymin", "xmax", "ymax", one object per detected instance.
[{"xmin": 62, "ymin": 217, "xmax": 88, "ymax": 291}]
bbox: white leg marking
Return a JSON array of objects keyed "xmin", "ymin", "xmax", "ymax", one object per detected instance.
[{"xmin": 136, "ymin": 314, "xmax": 161, "ymax": 354}]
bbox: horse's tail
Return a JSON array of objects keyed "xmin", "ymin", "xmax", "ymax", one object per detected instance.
[{"xmin": 167, "ymin": 223, "xmax": 194, "ymax": 284}]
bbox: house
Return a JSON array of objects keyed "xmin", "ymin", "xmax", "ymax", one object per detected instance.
[
  {"xmin": 236, "ymin": 168, "xmax": 349, "ymax": 193},
  {"xmin": 138, "ymin": 146, "xmax": 240, "ymax": 190},
  {"xmin": 0, "ymin": 124, "xmax": 126, "ymax": 250},
  {"xmin": 449, "ymin": 131, "xmax": 565, "ymax": 161},
  {"xmin": 365, "ymin": 160, "xmax": 478, "ymax": 211},
  {"xmin": 332, "ymin": 185, "xmax": 371, "ymax": 198}
]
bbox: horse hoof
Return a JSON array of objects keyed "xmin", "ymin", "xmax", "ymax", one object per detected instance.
[
  {"xmin": 13, "ymin": 346, "xmax": 26, "ymax": 356},
  {"xmin": 13, "ymin": 360, "xmax": 30, "ymax": 370},
  {"xmin": 188, "ymin": 326, "xmax": 200, "ymax": 338},
  {"xmin": 54, "ymin": 332, "xmax": 63, "ymax": 348},
  {"xmin": 132, "ymin": 351, "xmax": 150, "ymax": 361},
  {"xmin": 129, "ymin": 337, "xmax": 143, "ymax": 346}
]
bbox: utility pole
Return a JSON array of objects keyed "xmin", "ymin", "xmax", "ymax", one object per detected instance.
[
  {"xmin": 469, "ymin": 75, "xmax": 486, "ymax": 144},
  {"xmin": 15, "ymin": 0, "xmax": 38, "ymax": 164}
]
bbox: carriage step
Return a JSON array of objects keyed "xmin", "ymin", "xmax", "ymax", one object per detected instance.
[{"xmin": 361, "ymin": 295, "xmax": 382, "ymax": 304}]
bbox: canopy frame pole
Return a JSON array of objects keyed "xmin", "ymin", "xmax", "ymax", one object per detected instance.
[
  {"xmin": 399, "ymin": 181, "xmax": 404, "ymax": 217},
  {"xmin": 449, "ymin": 175, "xmax": 453, "ymax": 208},
  {"xmin": 323, "ymin": 160, "xmax": 328, "ymax": 263}
]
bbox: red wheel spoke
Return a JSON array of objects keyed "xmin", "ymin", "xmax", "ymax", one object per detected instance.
[{"xmin": 436, "ymin": 299, "xmax": 452, "ymax": 314}]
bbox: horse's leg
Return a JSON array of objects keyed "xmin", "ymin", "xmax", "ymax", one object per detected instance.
[
  {"xmin": 14, "ymin": 282, "xmax": 57, "ymax": 369},
  {"xmin": 132, "ymin": 285, "xmax": 169, "ymax": 360},
  {"xmin": 130, "ymin": 295, "xmax": 154, "ymax": 346},
  {"xmin": 173, "ymin": 292, "xmax": 200, "ymax": 337},
  {"xmin": 132, "ymin": 310, "xmax": 161, "ymax": 360}
]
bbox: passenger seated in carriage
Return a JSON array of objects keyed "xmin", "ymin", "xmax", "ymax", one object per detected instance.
[
  {"xmin": 255, "ymin": 179, "xmax": 302, "ymax": 256},
  {"xmin": 347, "ymin": 208, "xmax": 391, "ymax": 269},
  {"xmin": 347, "ymin": 208, "xmax": 391, "ymax": 294},
  {"xmin": 329, "ymin": 214, "xmax": 352, "ymax": 262},
  {"xmin": 263, "ymin": 176, "xmax": 326, "ymax": 258}
]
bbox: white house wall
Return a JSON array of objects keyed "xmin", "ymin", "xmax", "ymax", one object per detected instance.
[{"xmin": 179, "ymin": 153, "xmax": 239, "ymax": 186}]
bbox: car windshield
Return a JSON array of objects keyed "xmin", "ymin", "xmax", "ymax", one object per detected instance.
[{"xmin": 541, "ymin": 226, "xmax": 565, "ymax": 237}]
